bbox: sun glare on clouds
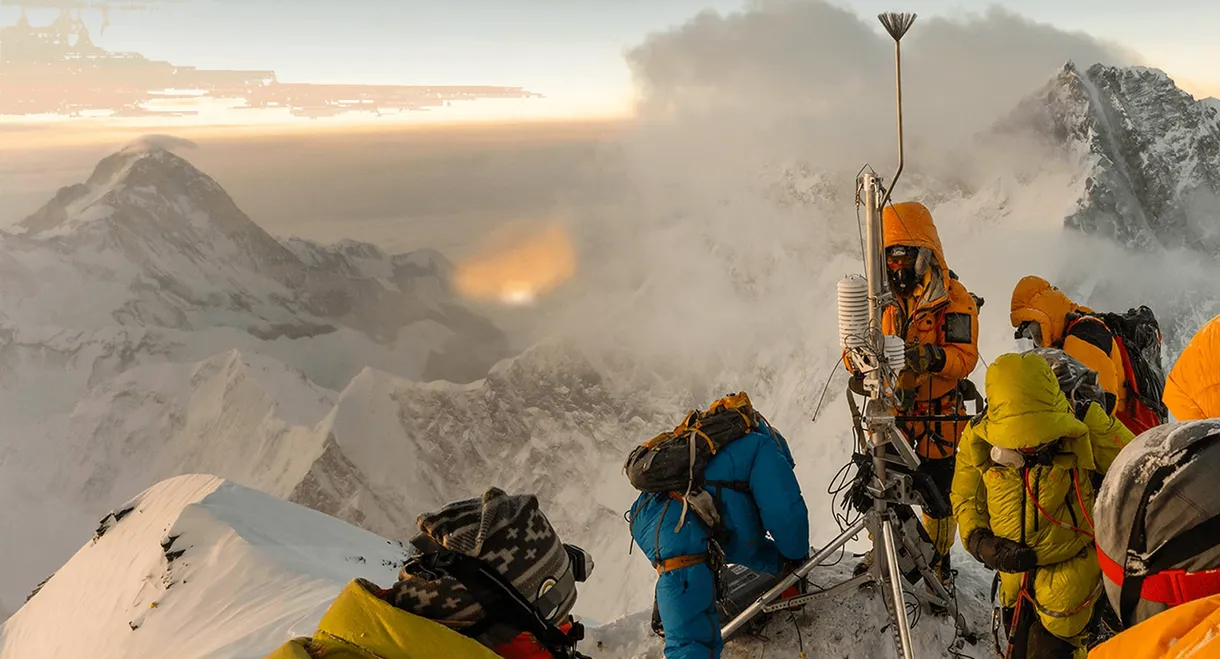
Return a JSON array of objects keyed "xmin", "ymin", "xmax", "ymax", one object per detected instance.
[{"xmin": 454, "ymin": 222, "xmax": 577, "ymax": 307}]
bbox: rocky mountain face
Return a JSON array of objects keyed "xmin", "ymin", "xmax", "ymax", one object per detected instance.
[{"xmin": 1000, "ymin": 62, "xmax": 1220, "ymax": 253}]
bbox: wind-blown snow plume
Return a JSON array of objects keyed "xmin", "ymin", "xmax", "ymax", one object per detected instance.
[{"xmin": 125, "ymin": 134, "xmax": 200, "ymax": 152}]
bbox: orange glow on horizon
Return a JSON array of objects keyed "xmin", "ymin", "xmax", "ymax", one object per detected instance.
[
  {"xmin": 453, "ymin": 222, "xmax": 578, "ymax": 306},
  {"xmin": 0, "ymin": 109, "xmax": 633, "ymax": 153}
]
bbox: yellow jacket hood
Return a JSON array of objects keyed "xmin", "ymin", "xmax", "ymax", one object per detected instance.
[
  {"xmin": 983, "ymin": 352, "xmax": 1088, "ymax": 451},
  {"xmin": 263, "ymin": 579, "xmax": 503, "ymax": 659}
]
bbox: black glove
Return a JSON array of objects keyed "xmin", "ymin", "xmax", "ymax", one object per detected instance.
[
  {"xmin": 967, "ymin": 529, "xmax": 1037, "ymax": 573},
  {"xmin": 905, "ymin": 343, "xmax": 946, "ymax": 374}
]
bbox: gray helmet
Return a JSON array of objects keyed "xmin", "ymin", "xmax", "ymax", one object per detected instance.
[
  {"xmin": 1031, "ymin": 348, "xmax": 1106, "ymax": 419},
  {"xmin": 1095, "ymin": 420, "xmax": 1220, "ymax": 627}
]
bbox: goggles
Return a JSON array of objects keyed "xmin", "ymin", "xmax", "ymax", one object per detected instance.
[{"xmin": 886, "ymin": 245, "xmax": 917, "ymax": 270}]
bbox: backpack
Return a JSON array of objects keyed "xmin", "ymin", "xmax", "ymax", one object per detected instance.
[
  {"xmin": 624, "ymin": 392, "xmax": 761, "ymax": 540},
  {"xmin": 1032, "ymin": 348, "xmax": 1107, "ymax": 420},
  {"xmin": 1081, "ymin": 306, "xmax": 1169, "ymax": 434}
]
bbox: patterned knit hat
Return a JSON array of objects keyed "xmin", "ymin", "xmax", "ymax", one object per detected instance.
[{"xmin": 384, "ymin": 487, "xmax": 576, "ymax": 647}]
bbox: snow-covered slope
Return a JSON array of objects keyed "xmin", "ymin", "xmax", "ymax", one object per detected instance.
[
  {"xmin": 999, "ymin": 62, "xmax": 1220, "ymax": 253},
  {"xmin": 587, "ymin": 551, "xmax": 996, "ymax": 659},
  {"xmin": 12, "ymin": 339, "xmax": 682, "ymax": 624},
  {"xmin": 0, "ymin": 475, "xmax": 410, "ymax": 659}
]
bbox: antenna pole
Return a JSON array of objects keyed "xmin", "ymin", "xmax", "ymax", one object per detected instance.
[{"xmin": 877, "ymin": 12, "xmax": 916, "ymax": 208}]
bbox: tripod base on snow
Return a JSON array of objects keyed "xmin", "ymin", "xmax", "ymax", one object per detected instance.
[
  {"xmin": 719, "ymin": 394, "xmax": 977, "ymax": 658},
  {"xmin": 719, "ymin": 502, "xmax": 971, "ymax": 653}
]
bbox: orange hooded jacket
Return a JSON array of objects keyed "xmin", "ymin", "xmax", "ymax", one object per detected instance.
[
  {"xmin": 880, "ymin": 202, "xmax": 980, "ymax": 459},
  {"xmin": 1010, "ymin": 276, "xmax": 1128, "ymax": 416},
  {"xmin": 1163, "ymin": 314, "xmax": 1220, "ymax": 420},
  {"xmin": 1088, "ymin": 594, "xmax": 1220, "ymax": 659}
]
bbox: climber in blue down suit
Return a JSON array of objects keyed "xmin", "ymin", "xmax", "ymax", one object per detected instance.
[{"xmin": 629, "ymin": 418, "xmax": 811, "ymax": 659}]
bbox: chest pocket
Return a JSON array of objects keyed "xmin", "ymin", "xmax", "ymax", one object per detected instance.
[{"xmin": 915, "ymin": 315, "xmax": 937, "ymax": 339}]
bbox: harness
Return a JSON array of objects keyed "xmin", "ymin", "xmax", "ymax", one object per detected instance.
[
  {"xmin": 990, "ymin": 439, "xmax": 1103, "ymax": 657},
  {"xmin": 890, "ymin": 291, "xmax": 980, "ymax": 458},
  {"xmin": 655, "ymin": 553, "xmax": 709, "ymax": 574}
]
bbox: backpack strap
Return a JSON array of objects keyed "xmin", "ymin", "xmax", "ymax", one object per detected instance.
[{"xmin": 402, "ymin": 549, "xmax": 584, "ymax": 658}]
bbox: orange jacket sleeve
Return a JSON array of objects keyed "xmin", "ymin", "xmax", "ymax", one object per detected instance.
[
  {"xmin": 1163, "ymin": 314, "xmax": 1220, "ymax": 420},
  {"xmin": 937, "ymin": 280, "xmax": 979, "ymax": 381}
]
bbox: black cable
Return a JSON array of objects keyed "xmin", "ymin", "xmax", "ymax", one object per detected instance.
[
  {"xmin": 810, "ymin": 362, "xmax": 844, "ymax": 423},
  {"xmin": 943, "ymin": 568, "xmax": 981, "ymax": 659},
  {"xmin": 790, "ymin": 610, "xmax": 806, "ymax": 658},
  {"xmin": 905, "ymin": 590, "xmax": 921, "ymax": 629}
]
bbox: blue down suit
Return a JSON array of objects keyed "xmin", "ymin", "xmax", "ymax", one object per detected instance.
[{"xmin": 629, "ymin": 421, "xmax": 810, "ymax": 659}]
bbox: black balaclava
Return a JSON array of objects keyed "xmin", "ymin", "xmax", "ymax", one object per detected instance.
[{"xmin": 886, "ymin": 245, "xmax": 918, "ymax": 297}]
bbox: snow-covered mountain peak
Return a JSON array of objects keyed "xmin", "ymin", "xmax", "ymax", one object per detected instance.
[
  {"xmin": 87, "ymin": 143, "xmax": 213, "ymax": 192},
  {"xmin": 1001, "ymin": 61, "xmax": 1220, "ymax": 253},
  {"xmin": 0, "ymin": 145, "xmax": 510, "ymax": 381},
  {"xmin": 17, "ymin": 143, "xmax": 293, "ymax": 270}
]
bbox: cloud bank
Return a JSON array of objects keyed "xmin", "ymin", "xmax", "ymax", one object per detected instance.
[{"xmin": 624, "ymin": 0, "xmax": 1139, "ymax": 169}]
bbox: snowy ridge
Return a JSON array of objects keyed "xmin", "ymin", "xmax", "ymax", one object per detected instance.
[
  {"xmin": 14, "ymin": 339, "xmax": 685, "ymax": 624},
  {"xmin": 0, "ymin": 475, "xmax": 409, "ymax": 659}
]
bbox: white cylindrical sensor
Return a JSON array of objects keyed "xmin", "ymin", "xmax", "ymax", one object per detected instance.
[
  {"xmin": 837, "ymin": 275, "xmax": 870, "ymax": 350},
  {"xmin": 884, "ymin": 334, "xmax": 906, "ymax": 372}
]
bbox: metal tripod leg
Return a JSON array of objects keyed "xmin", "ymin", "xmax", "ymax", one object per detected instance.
[
  {"xmin": 896, "ymin": 523, "xmax": 973, "ymax": 637},
  {"xmin": 881, "ymin": 514, "xmax": 915, "ymax": 659},
  {"xmin": 719, "ymin": 516, "xmax": 868, "ymax": 639}
]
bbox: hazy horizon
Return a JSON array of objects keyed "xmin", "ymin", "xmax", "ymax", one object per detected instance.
[{"xmin": 2, "ymin": 0, "xmax": 1218, "ymax": 140}]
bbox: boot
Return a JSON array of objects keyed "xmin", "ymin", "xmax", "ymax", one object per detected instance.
[
  {"xmin": 650, "ymin": 596, "xmax": 664, "ymax": 638},
  {"xmin": 925, "ymin": 552, "xmax": 953, "ymax": 614},
  {"xmin": 853, "ymin": 549, "xmax": 874, "ymax": 577}
]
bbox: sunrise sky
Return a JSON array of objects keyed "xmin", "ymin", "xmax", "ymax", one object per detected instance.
[{"xmin": 1, "ymin": 0, "xmax": 1218, "ymax": 134}]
